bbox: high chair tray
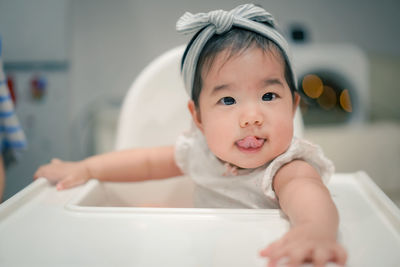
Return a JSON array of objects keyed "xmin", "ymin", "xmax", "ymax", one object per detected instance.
[{"xmin": 0, "ymin": 172, "xmax": 399, "ymax": 266}]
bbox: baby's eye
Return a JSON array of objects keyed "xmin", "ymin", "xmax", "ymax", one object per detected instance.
[
  {"xmin": 262, "ymin": 92, "xmax": 277, "ymax": 101},
  {"xmin": 219, "ymin": 96, "xmax": 236, "ymax": 105}
]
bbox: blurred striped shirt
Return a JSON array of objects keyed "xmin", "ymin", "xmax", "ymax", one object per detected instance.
[{"xmin": 0, "ymin": 38, "xmax": 27, "ymax": 161}]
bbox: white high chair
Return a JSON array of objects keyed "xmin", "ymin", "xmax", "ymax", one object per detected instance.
[{"xmin": 115, "ymin": 45, "xmax": 304, "ymax": 150}]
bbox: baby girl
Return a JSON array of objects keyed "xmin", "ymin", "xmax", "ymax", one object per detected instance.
[{"xmin": 35, "ymin": 4, "xmax": 347, "ymax": 267}]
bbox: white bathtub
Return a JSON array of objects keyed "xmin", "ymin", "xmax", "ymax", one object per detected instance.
[{"xmin": 0, "ymin": 172, "xmax": 399, "ymax": 266}]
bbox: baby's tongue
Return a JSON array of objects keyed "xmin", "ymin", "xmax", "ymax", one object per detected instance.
[{"xmin": 236, "ymin": 136, "xmax": 264, "ymax": 149}]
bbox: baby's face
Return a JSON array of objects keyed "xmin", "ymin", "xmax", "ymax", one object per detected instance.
[{"xmin": 189, "ymin": 47, "xmax": 299, "ymax": 169}]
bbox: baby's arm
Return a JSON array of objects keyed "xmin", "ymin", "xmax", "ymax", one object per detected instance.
[
  {"xmin": 260, "ymin": 160, "xmax": 347, "ymax": 267},
  {"xmin": 34, "ymin": 146, "xmax": 182, "ymax": 190}
]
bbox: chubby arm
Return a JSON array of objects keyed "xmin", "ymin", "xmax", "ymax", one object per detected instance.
[
  {"xmin": 260, "ymin": 160, "xmax": 347, "ymax": 267},
  {"xmin": 34, "ymin": 146, "xmax": 183, "ymax": 190}
]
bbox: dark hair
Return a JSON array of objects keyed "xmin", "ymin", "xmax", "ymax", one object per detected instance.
[{"xmin": 182, "ymin": 25, "xmax": 297, "ymax": 108}]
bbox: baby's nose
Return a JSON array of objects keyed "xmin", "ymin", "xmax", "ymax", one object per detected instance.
[{"xmin": 239, "ymin": 110, "xmax": 264, "ymax": 128}]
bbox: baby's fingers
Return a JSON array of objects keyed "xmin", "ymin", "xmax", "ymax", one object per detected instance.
[
  {"xmin": 332, "ymin": 244, "xmax": 347, "ymax": 266},
  {"xmin": 260, "ymin": 240, "xmax": 281, "ymax": 257},
  {"xmin": 308, "ymin": 244, "xmax": 347, "ymax": 267},
  {"xmin": 313, "ymin": 245, "xmax": 347, "ymax": 267},
  {"xmin": 51, "ymin": 158, "xmax": 62, "ymax": 164},
  {"xmin": 285, "ymin": 245, "xmax": 312, "ymax": 267},
  {"xmin": 265, "ymin": 244, "xmax": 311, "ymax": 267},
  {"xmin": 313, "ymin": 247, "xmax": 333, "ymax": 267},
  {"xmin": 33, "ymin": 165, "xmax": 51, "ymax": 180},
  {"xmin": 56, "ymin": 175, "xmax": 86, "ymax": 190}
]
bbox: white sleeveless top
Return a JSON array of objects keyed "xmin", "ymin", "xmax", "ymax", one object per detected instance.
[{"xmin": 175, "ymin": 126, "xmax": 334, "ymax": 209}]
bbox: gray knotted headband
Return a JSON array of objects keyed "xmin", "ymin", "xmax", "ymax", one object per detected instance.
[{"xmin": 176, "ymin": 3, "xmax": 296, "ymax": 98}]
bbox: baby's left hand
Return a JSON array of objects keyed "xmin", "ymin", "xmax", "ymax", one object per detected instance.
[{"xmin": 259, "ymin": 224, "xmax": 347, "ymax": 267}]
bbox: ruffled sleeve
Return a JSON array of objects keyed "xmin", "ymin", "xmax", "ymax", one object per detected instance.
[
  {"xmin": 175, "ymin": 123, "xmax": 207, "ymax": 174},
  {"xmin": 174, "ymin": 129, "xmax": 193, "ymax": 174},
  {"xmin": 262, "ymin": 137, "xmax": 335, "ymax": 205}
]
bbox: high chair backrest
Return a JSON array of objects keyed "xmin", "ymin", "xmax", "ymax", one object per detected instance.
[{"xmin": 115, "ymin": 45, "xmax": 303, "ymax": 150}]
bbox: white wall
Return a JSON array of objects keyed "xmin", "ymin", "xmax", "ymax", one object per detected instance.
[{"xmin": 0, "ymin": 0, "xmax": 69, "ymax": 61}]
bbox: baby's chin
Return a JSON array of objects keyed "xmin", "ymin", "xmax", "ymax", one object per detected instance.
[
  {"xmin": 213, "ymin": 150, "xmax": 270, "ymax": 169},
  {"xmin": 229, "ymin": 159, "xmax": 268, "ymax": 170}
]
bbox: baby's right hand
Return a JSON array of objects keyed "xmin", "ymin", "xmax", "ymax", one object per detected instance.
[{"xmin": 34, "ymin": 158, "xmax": 91, "ymax": 190}]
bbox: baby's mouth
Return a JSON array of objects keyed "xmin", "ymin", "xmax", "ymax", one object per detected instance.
[{"xmin": 236, "ymin": 136, "xmax": 265, "ymax": 150}]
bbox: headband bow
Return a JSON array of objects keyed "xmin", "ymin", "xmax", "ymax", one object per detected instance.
[
  {"xmin": 177, "ymin": 4, "xmax": 275, "ymax": 35},
  {"xmin": 177, "ymin": 4, "xmax": 295, "ymax": 98}
]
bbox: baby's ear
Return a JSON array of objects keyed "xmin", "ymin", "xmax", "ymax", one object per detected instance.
[{"xmin": 188, "ymin": 100, "xmax": 204, "ymax": 132}]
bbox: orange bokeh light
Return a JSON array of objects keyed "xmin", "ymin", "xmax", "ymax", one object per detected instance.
[
  {"xmin": 340, "ymin": 89, "xmax": 352, "ymax": 112},
  {"xmin": 302, "ymin": 74, "xmax": 323, "ymax": 99},
  {"xmin": 317, "ymin": 85, "xmax": 337, "ymax": 110}
]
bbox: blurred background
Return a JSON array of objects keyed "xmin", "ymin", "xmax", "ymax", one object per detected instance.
[{"xmin": 0, "ymin": 0, "xmax": 399, "ymax": 204}]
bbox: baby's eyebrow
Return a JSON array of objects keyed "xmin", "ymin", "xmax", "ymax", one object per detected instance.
[
  {"xmin": 210, "ymin": 78, "xmax": 284, "ymax": 95},
  {"xmin": 264, "ymin": 78, "xmax": 284, "ymax": 87},
  {"xmin": 211, "ymin": 84, "xmax": 230, "ymax": 95}
]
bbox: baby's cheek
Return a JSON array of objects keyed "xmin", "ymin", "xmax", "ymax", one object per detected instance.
[
  {"xmin": 204, "ymin": 132, "xmax": 232, "ymax": 161},
  {"xmin": 272, "ymin": 122, "xmax": 294, "ymax": 150},
  {"xmin": 273, "ymin": 112, "xmax": 294, "ymax": 134},
  {"xmin": 206, "ymin": 135, "xmax": 227, "ymax": 156}
]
